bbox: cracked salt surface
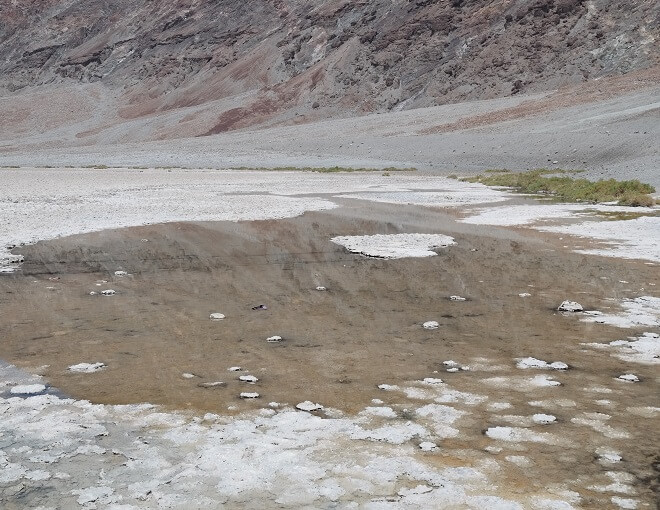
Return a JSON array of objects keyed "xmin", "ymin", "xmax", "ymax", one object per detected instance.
[
  {"xmin": 331, "ymin": 233, "xmax": 455, "ymax": 259},
  {"xmin": 0, "ymin": 378, "xmax": 578, "ymax": 509}
]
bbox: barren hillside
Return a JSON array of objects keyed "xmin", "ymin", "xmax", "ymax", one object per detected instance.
[{"xmin": 1, "ymin": 0, "xmax": 658, "ymax": 139}]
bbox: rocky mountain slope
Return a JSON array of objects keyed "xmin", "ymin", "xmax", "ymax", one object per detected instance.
[{"xmin": 0, "ymin": 0, "xmax": 658, "ymax": 138}]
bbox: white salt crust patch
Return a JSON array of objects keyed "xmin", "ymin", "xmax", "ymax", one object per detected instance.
[
  {"xmin": 9, "ymin": 384, "xmax": 46, "ymax": 395},
  {"xmin": 461, "ymin": 203, "xmax": 660, "ymax": 262},
  {"xmin": 67, "ymin": 363, "xmax": 106, "ymax": 374},
  {"xmin": 596, "ymin": 447, "xmax": 622, "ymax": 464},
  {"xmin": 571, "ymin": 413, "xmax": 630, "ymax": 439},
  {"xmin": 583, "ymin": 332, "xmax": 659, "ymax": 365},
  {"xmin": 581, "ymin": 296, "xmax": 660, "ymax": 329},
  {"xmin": 331, "ymin": 233, "xmax": 455, "ymax": 259},
  {"xmin": 516, "ymin": 357, "xmax": 568, "ymax": 370},
  {"xmin": 532, "ymin": 414, "xmax": 557, "ymax": 425},
  {"xmin": 625, "ymin": 406, "xmax": 660, "ymax": 418},
  {"xmin": 485, "ymin": 427, "xmax": 573, "ymax": 447},
  {"xmin": 505, "ymin": 455, "xmax": 532, "ymax": 467},
  {"xmin": 296, "ymin": 401, "xmax": 324, "ymax": 412},
  {"xmin": 611, "ymin": 496, "xmax": 639, "ymax": 509},
  {"xmin": 589, "ymin": 471, "xmax": 637, "ymax": 495},
  {"xmin": 483, "ymin": 375, "xmax": 561, "ymax": 390},
  {"xmin": 335, "ymin": 181, "xmax": 510, "ymax": 208},
  {"xmin": 539, "ymin": 216, "xmax": 660, "ymax": 262},
  {"xmin": 616, "ymin": 374, "xmax": 640, "ymax": 383}
]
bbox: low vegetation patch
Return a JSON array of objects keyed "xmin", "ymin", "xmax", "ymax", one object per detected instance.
[{"xmin": 462, "ymin": 169, "xmax": 656, "ymax": 207}]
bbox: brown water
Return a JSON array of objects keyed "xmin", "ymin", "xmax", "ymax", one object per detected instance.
[{"xmin": 1, "ymin": 204, "xmax": 658, "ymax": 506}]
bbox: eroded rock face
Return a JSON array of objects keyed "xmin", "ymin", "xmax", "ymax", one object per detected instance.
[{"xmin": 1, "ymin": 0, "xmax": 657, "ymax": 134}]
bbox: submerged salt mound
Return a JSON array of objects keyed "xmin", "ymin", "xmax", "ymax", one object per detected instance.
[
  {"xmin": 10, "ymin": 384, "xmax": 46, "ymax": 395},
  {"xmin": 331, "ymin": 233, "xmax": 455, "ymax": 259}
]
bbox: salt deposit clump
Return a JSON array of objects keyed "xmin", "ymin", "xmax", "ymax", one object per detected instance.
[
  {"xmin": 266, "ymin": 335, "xmax": 283, "ymax": 343},
  {"xmin": 516, "ymin": 357, "xmax": 568, "ymax": 370},
  {"xmin": 449, "ymin": 295, "xmax": 466, "ymax": 301},
  {"xmin": 617, "ymin": 374, "xmax": 640, "ymax": 383},
  {"xmin": 239, "ymin": 375, "xmax": 258, "ymax": 383},
  {"xmin": 68, "ymin": 362, "xmax": 106, "ymax": 373},
  {"xmin": 101, "ymin": 289, "xmax": 116, "ymax": 296},
  {"xmin": 532, "ymin": 414, "xmax": 557, "ymax": 425},
  {"xmin": 558, "ymin": 301, "xmax": 583, "ymax": 312},
  {"xmin": 422, "ymin": 377, "xmax": 443, "ymax": 385},
  {"xmin": 419, "ymin": 442, "xmax": 438, "ymax": 451},
  {"xmin": 296, "ymin": 401, "xmax": 324, "ymax": 412},
  {"xmin": 240, "ymin": 392, "xmax": 260, "ymax": 399},
  {"xmin": 209, "ymin": 313, "xmax": 225, "ymax": 321},
  {"xmin": 423, "ymin": 321, "xmax": 439, "ymax": 330}
]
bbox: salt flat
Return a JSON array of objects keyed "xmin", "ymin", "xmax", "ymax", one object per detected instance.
[{"xmin": 0, "ymin": 168, "xmax": 658, "ymax": 508}]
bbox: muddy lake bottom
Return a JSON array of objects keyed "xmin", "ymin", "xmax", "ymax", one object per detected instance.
[{"xmin": 1, "ymin": 203, "xmax": 659, "ymax": 507}]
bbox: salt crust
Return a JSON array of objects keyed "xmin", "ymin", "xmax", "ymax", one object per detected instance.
[
  {"xmin": 0, "ymin": 171, "xmax": 499, "ymax": 270},
  {"xmin": 0, "ymin": 360, "xmax": 584, "ymax": 508},
  {"xmin": 462, "ymin": 204, "xmax": 659, "ymax": 262},
  {"xmin": 583, "ymin": 332, "xmax": 659, "ymax": 365},
  {"xmin": 581, "ymin": 296, "xmax": 660, "ymax": 329},
  {"xmin": 331, "ymin": 233, "xmax": 455, "ymax": 259},
  {"xmin": 67, "ymin": 363, "xmax": 106, "ymax": 374}
]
